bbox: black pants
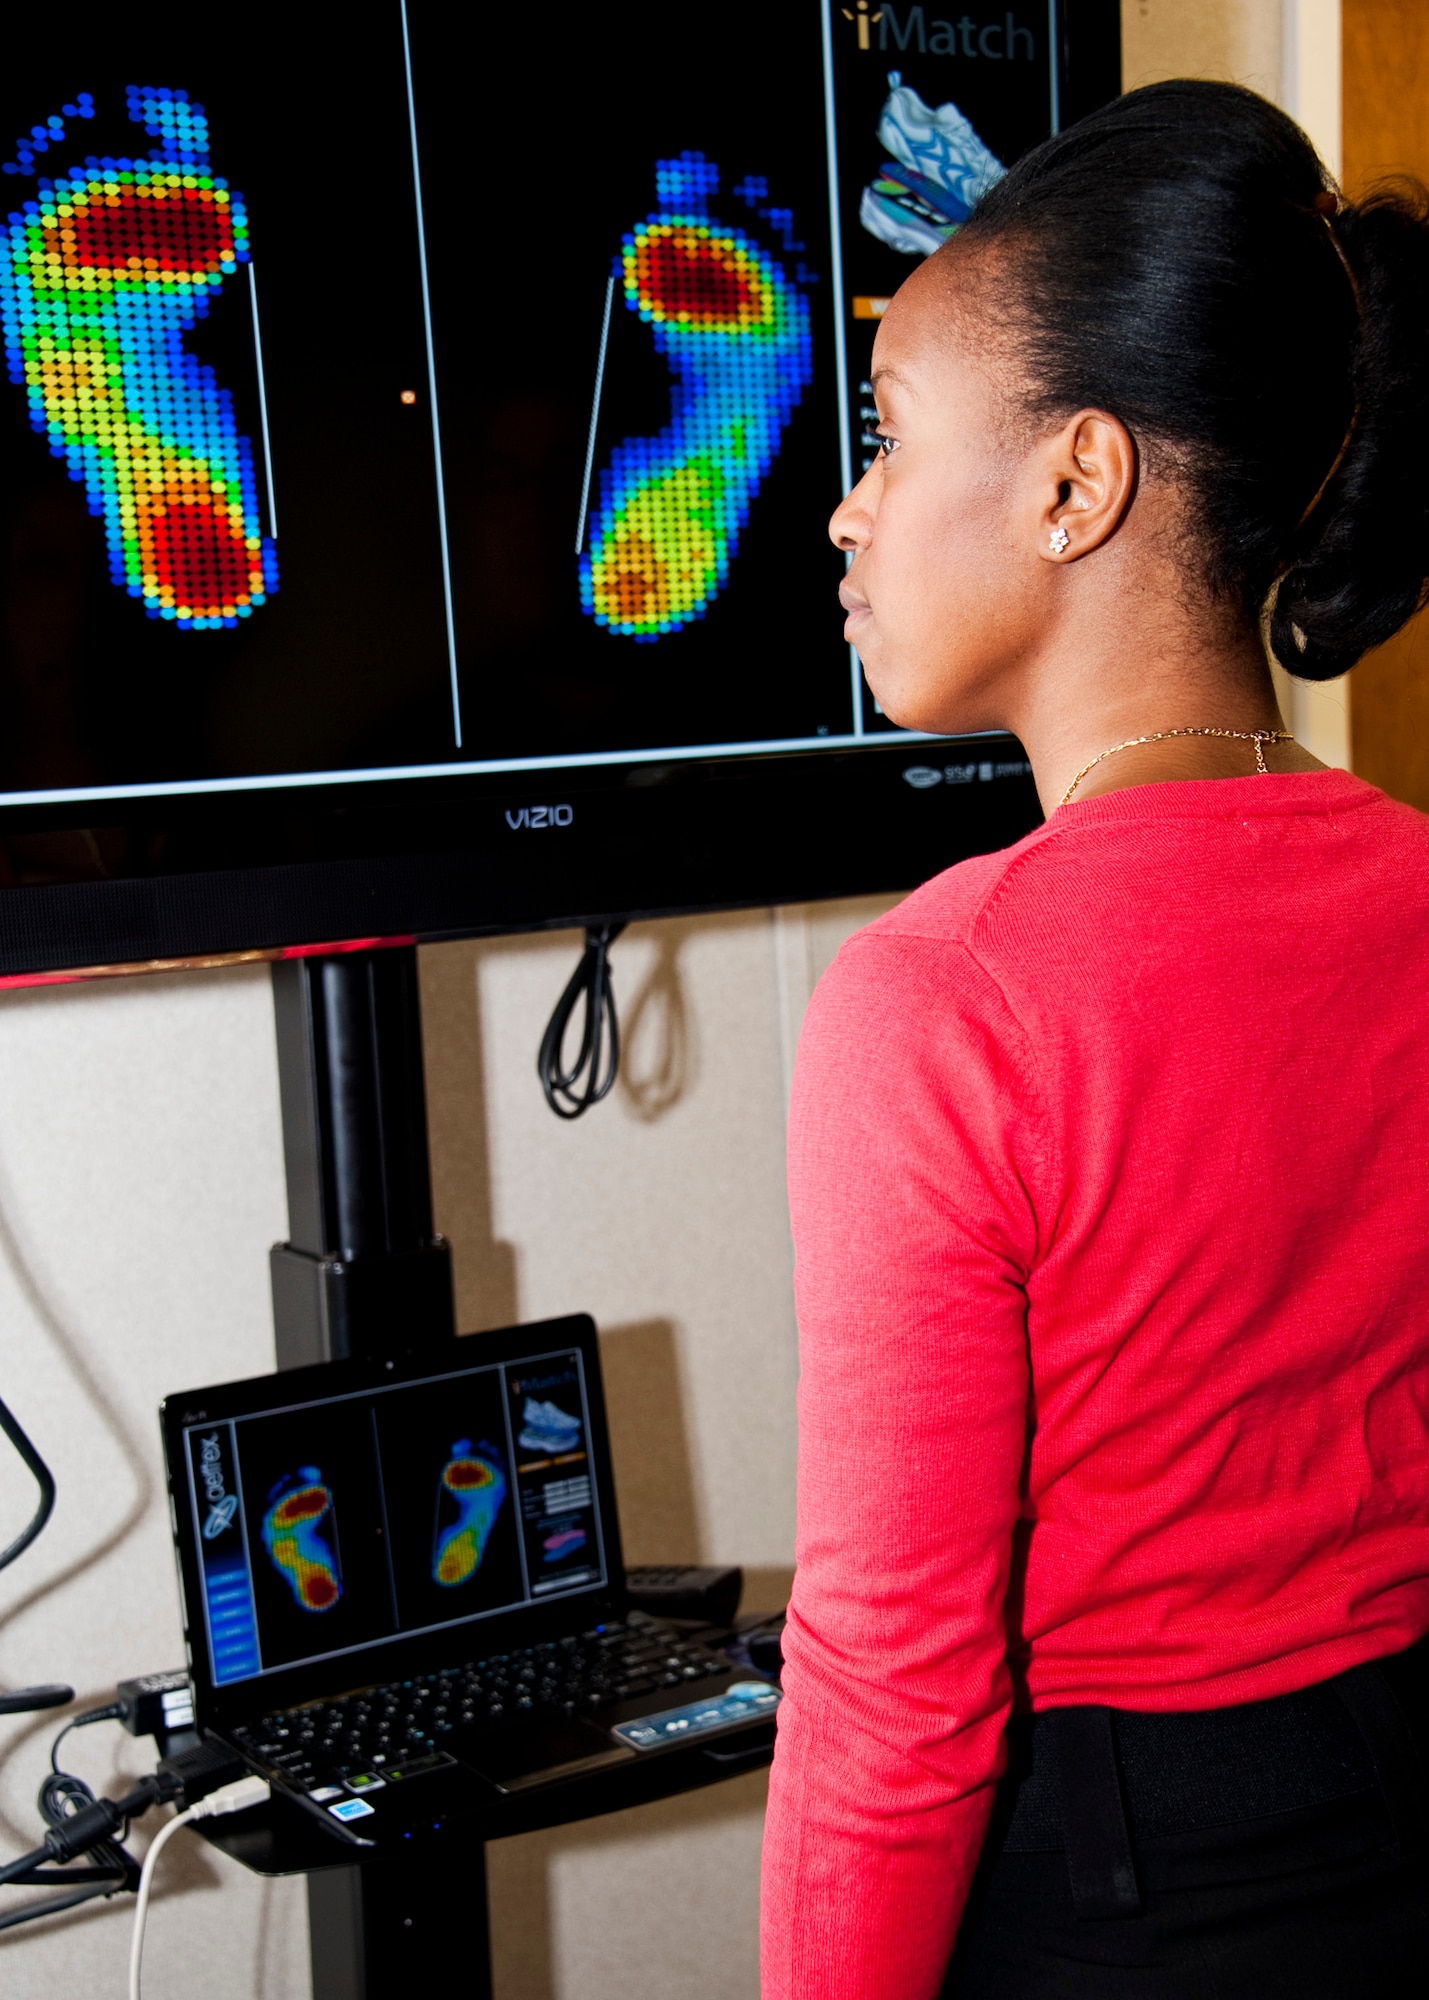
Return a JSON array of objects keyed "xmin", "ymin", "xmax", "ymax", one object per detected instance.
[{"xmin": 943, "ymin": 1637, "xmax": 1429, "ymax": 1998}]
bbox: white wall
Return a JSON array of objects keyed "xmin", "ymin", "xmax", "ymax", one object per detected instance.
[
  {"xmin": 0, "ymin": 965, "xmax": 306, "ymax": 1998},
  {"xmin": 0, "ymin": 897, "xmax": 893, "ymax": 2000}
]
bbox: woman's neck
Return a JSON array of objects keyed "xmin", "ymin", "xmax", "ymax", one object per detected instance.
[{"xmin": 1007, "ymin": 539, "xmax": 1325, "ymax": 815}]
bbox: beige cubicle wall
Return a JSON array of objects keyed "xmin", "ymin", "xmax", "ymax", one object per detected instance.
[{"xmin": 0, "ymin": 897, "xmax": 889, "ymax": 2000}]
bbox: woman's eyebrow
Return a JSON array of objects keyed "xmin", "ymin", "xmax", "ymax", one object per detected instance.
[{"xmin": 869, "ymin": 365, "xmax": 915, "ymax": 398}]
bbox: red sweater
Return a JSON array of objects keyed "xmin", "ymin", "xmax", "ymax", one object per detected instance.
[{"xmin": 762, "ymin": 770, "xmax": 1429, "ymax": 1999}]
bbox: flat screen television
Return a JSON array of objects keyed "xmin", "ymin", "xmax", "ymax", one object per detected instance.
[{"xmin": 0, "ymin": 0, "xmax": 1118, "ymax": 981}]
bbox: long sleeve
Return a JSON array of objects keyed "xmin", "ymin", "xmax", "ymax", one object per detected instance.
[{"xmin": 761, "ymin": 930, "xmax": 1051, "ymax": 2000}]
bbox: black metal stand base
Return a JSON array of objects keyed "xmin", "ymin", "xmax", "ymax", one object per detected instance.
[{"xmin": 307, "ymin": 1847, "xmax": 491, "ymax": 2000}]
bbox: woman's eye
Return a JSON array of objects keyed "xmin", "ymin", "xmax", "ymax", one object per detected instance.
[{"xmin": 876, "ymin": 431, "xmax": 899, "ymax": 459}]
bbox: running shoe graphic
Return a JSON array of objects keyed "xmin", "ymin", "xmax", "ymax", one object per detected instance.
[
  {"xmin": 262, "ymin": 1467, "xmax": 341, "ymax": 1612},
  {"xmin": 432, "ymin": 1438, "xmax": 507, "ymax": 1588},
  {"xmin": 859, "ymin": 72, "xmax": 1004, "ymax": 257},
  {"xmin": 0, "ymin": 84, "xmax": 276, "ymax": 629},
  {"xmin": 517, "ymin": 1397, "xmax": 583, "ymax": 1456},
  {"xmin": 580, "ymin": 151, "xmax": 813, "ymax": 640}
]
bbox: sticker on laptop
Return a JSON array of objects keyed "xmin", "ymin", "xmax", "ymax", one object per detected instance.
[
  {"xmin": 329, "ymin": 1796, "xmax": 376, "ymax": 1822},
  {"xmin": 611, "ymin": 1679, "xmax": 781, "ymax": 1750}
]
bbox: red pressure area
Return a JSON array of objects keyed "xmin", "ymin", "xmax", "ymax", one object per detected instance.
[
  {"xmin": 447, "ymin": 1460, "xmax": 495, "ymax": 1490},
  {"xmin": 66, "ymin": 185, "xmax": 234, "ymax": 274},
  {"xmin": 640, "ymin": 230, "xmax": 759, "ymax": 324},
  {"xmin": 152, "ymin": 502, "xmax": 253, "ymax": 609}
]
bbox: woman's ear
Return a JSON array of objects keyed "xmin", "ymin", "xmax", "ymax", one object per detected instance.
[{"xmin": 1036, "ymin": 409, "xmax": 1138, "ymax": 562}]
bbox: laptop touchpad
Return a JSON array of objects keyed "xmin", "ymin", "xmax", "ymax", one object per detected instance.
[{"xmin": 460, "ymin": 1715, "xmax": 636, "ymax": 1793}]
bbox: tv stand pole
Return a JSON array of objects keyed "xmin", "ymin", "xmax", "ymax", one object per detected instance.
[
  {"xmin": 269, "ymin": 948, "xmax": 454, "ymax": 1366},
  {"xmin": 268, "ymin": 945, "xmax": 491, "ymax": 2000}
]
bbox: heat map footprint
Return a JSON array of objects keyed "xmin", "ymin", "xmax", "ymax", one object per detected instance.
[
  {"xmin": 580, "ymin": 153, "xmax": 812, "ymax": 640},
  {"xmin": 0, "ymin": 85, "xmax": 276, "ymax": 629},
  {"xmin": 262, "ymin": 1467, "xmax": 342, "ymax": 1612},
  {"xmin": 432, "ymin": 1438, "xmax": 507, "ymax": 1588}
]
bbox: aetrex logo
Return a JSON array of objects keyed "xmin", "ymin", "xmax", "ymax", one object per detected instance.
[{"xmin": 198, "ymin": 1431, "xmax": 238, "ymax": 1539}]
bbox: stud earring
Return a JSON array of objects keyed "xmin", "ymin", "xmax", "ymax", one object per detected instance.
[{"xmin": 1048, "ymin": 525, "xmax": 1070, "ymax": 555}]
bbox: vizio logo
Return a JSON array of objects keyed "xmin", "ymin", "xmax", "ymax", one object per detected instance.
[{"xmin": 504, "ymin": 805, "xmax": 574, "ymax": 830}]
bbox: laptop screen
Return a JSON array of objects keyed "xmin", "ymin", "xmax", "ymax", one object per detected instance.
[{"xmin": 175, "ymin": 1343, "xmax": 609, "ymax": 1691}]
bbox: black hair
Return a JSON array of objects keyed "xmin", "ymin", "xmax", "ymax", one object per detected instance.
[{"xmin": 959, "ymin": 79, "xmax": 1429, "ymax": 681}]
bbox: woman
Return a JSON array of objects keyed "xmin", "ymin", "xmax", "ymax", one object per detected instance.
[{"xmin": 762, "ymin": 80, "xmax": 1429, "ymax": 1998}]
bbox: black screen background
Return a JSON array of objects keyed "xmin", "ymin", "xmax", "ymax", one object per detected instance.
[
  {"xmin": 236, "ymin": 1401, "xmax": 398, "ymax": 1673},
  {"xmin": 411, "ymin": 0, "xmax": 851, "ymax": 759},
  {"xmin": 0, "ymin": 5, "xmax": 453, "ymax": 798},
  {"xmin": 374, "ymin": 1373, "xmax": 526, "ymax": 1631}
]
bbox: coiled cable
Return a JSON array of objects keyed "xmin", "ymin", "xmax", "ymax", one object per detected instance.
[{"xmin": 538, "ymin": 922, "xmax": 626, "ymax": 1119}]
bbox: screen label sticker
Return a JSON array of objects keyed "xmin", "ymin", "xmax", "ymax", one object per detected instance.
[
  {"xmin": 611, "ymin": 1680, "xmax": 781, "ymax": 1750},
  {"xmin": 328, "ymin": 1796, "xmax": 376, "ymax": 1822}
]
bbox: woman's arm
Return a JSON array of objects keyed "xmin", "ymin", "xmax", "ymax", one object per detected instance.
[{"xmin": 761, "ymin": 928, "xmax": 1049, "ymax": 2000}]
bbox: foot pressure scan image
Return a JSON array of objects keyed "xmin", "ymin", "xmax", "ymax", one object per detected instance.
[
  {"xmin": 432, "ymin": 1439, "xmax": 508, "ymax": 1589},
  {"xmin": 260, "ymin": 1467, "xmax": 342, "ymax": 1613}
]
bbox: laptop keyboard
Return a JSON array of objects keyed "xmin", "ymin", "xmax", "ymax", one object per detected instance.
[{"xmin": 230, "ymin": 1615, "xmax": 733, "ymax": 1793}]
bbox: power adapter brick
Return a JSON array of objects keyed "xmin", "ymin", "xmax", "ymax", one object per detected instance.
[{"xmin": 116, "ymin": 1671, "xmax": 194, "ymax": 1738}]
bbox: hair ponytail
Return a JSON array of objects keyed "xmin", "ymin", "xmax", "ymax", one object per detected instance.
[
  {"xmin": 958, "ymin": 80, "xmax": 1429, "ymax": 682},
  {"xmin": 1268, "ymin": 186, "xmax": 1429, "ymax": 679}
]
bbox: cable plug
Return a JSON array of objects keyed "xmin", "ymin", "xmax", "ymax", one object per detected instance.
[
  {"xmin": 128, "ymin": 1779, "xmax": 267, "ymax": 2000},
  {"xmin": 184, "ymin": 1775, "xmax": 269, "ymax": 1821}
]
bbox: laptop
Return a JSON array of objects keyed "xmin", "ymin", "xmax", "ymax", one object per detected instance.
[{"xmin": 160, "ymin": 1313, "xmax": 780, "ymax": 1849}]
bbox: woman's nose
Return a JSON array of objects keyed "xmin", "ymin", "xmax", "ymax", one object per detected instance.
[{"xmin": 829, "ymin": 468, "xmax": 876, "ymax": 553}]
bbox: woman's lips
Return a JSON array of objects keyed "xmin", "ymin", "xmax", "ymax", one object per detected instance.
[{"xmin": 838, "ymin": 582, "xmax": 871, "ymax": 640}]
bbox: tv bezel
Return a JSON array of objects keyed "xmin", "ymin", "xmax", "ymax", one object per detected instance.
[{"xmin": 0, "ymin": 733, "xmax": 1043, "ymax": 981}]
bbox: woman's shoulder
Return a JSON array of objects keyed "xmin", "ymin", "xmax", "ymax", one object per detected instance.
[
  {"xmin": 831, "ymin": 769, "xmax": 1429, "ymax": 994},
  {"xmin": 846, "ymin": 820, "xmax": 1059, "ymax": 960},
  {"xmin": 809, "ymin": 839, "xmax": 1043, "ymax": 1033}
]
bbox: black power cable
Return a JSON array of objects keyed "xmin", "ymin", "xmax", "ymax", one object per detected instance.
[
  {"xmin": 0, "ymin": 1393, "xmax": 56, "ymax": 1577},
  {"xmin": 0, "ymin": 1707, "xmax": 143, "ymax": 1933},
  {"xmin": 0, "ymin": 1397, "xmax": 73, "ymax": 1719},
  {"xmin": 50, "ymin": 1702, "xmax": 124, "ymax": 1776},
  {"xmin": 0, "ymin": 1770, "xmax": 176, "ymax": 1890},
  {"xmin": 0, "ymin": 1396, "xmax": 121, "ymax": 1932},
  {"xmin": 538, "ymin": 922, "xmax": 627, "ymax": 1119}
]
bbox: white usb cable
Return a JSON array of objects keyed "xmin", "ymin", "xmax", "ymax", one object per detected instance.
[{"xmin": 128, "ymin": 1775, "xmax": 270, "ymax": 2000}]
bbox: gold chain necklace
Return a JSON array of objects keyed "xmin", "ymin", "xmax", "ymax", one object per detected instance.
[{"xmin": 1059, "ymin": 727, "xmax": 1292, "ymax": 808}]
